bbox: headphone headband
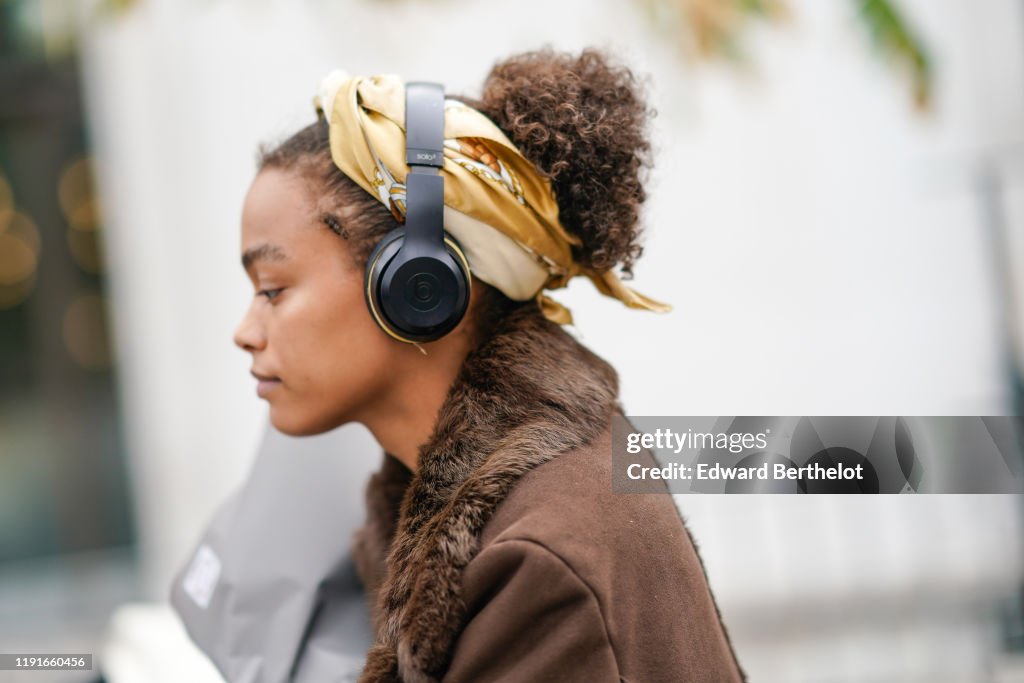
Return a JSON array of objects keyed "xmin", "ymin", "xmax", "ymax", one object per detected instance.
[
  {"xmin": 402, "ymin": 82, "xmax": 445, "ymax": 253},
  {"xmin": 404, "ymin": 82, "xmax": 445, "ymax": 168},
  {"xmin": 362, "ymin": 80, "xmax": 472, "ymax": 344}
]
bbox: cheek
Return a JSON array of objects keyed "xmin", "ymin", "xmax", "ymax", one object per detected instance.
[
  {"xmin": 270, "ymin": 280, "xmax": 391, "ymax": 417},
  {"xmin": 283, "ymin": 286, "xmax": 375, "ymax": 369}
]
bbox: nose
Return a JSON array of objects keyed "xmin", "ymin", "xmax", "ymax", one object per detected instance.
[{"xmin": 233, "ymin": 300, "xmax": 267, "ymax": 352}]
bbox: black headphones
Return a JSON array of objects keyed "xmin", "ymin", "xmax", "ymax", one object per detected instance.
[{"xmin": 363, "ymin": 82, "xmax": 472, "ymax": 344}]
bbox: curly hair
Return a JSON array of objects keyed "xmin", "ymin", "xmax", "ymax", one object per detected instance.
[
  {"xmin": 462, "ymin": 46, "xmax": 654, "ymax": 277},
  {"xmin": 257, "ymin": 46, "xmax": 655, "ymax": 336}
]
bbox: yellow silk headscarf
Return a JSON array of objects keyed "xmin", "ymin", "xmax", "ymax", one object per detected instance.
[{"xmin": 315, "ymin": 70, "xmax": 672, "ymax": 325}]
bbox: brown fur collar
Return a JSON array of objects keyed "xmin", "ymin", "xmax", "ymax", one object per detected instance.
[{"xmin": 351, "ymin": 303, "xmax": 622, "ymax": 682}]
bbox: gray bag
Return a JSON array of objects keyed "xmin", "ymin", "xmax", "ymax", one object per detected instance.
[{"xmin": 170, "ymin": 423, "xmax": 381, "ymax": 683}]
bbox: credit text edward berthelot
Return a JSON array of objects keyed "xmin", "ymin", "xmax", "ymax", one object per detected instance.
[{"xmin": 625, "ymin": 428, "xmax": 865, "ymax": 482}]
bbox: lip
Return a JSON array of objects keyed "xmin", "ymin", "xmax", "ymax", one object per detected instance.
[{"xmin": 251, "ymin": 370, "xmax": 282, "ymax": 398}]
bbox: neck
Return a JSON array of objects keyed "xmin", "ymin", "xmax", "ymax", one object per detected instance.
[{"xmin": 358, "ymin": 335, "xmax": 473, "ymax": 473}]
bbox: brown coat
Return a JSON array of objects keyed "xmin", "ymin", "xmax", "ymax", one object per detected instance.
[{"xmin": 351, "ymin": 304, "xmax": 746, "ymax": 682}]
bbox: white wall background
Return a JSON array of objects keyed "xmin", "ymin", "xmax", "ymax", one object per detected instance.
[{"xmin": 76, "ymin": 0, "xmax": 1024, "ymax": 681}]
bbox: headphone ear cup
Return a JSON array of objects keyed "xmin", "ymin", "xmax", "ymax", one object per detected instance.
[
  {"xmin": 442, "ymin": 232, "xmax": 471, "ymax": 293},
  {"xmin": 364, "ymin": 227, "xmax": 407, "ymax": 336},
  {"xmin": 364, "ymin": 228, "xmax": 472, "ymax": 343}
]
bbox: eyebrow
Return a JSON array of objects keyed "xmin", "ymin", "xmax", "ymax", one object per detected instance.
[{"xmin": 242, "ymin": 243, "xmax": 289, "ymax": 272}]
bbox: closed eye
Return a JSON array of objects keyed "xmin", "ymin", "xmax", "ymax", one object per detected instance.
[{"xmin": 258, "ymin": 288, "xmax": 284, "ymax": 301}]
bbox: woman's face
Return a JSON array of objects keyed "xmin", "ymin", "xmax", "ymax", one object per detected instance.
[{"xmin": 233, "ymin": 167, "xmax": 401, "ymax": 436}]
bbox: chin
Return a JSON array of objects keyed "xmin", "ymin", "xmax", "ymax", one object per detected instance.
[{"xmin": 269, "ymin": 406, "xmax": 345, "ymax": 437}]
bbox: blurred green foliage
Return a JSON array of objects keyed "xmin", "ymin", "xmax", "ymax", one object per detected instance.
[
  {"xmin": 638, "ymin": 0, "xmax": 931, "ymax": 110},
  {"xmin": 856, "ymin": 0, "xmax": 931, "ymax": 109},
  {"xmin": 13, "ymin": 0, "xmax": 931, "ymax": 110}
]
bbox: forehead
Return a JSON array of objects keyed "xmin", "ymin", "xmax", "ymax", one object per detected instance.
[
  {"xmin": 241, "ymin": 167, "xmax": 316, "ymax": 247},
  {"xmin": 239, "ymin": 166, "xmax": 363, "ymax": 278}
]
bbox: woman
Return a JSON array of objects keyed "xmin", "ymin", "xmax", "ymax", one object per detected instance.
[{"xmin": 233, "ymin": 47, "xmax": 745, "ymax": 683}]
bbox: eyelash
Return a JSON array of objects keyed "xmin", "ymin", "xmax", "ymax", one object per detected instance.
[{"xmin": 258, "ymin": 288, "xmax": 284, "ymax": 301}]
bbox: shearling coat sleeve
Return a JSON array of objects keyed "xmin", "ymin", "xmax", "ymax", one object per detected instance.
[{"xmin": 443, "ymin": 538, "xmax": 622, "ymax": 683}]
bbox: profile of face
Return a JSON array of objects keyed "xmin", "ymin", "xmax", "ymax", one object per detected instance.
[{"xmin": 233, "ymin": 167, "xmax": 407, "ymax": 436}]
